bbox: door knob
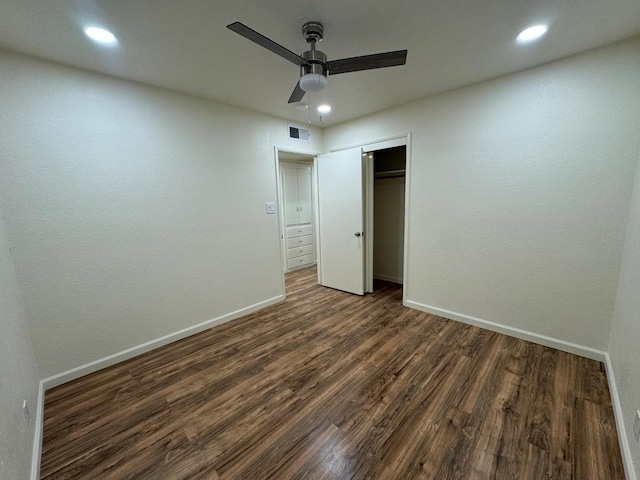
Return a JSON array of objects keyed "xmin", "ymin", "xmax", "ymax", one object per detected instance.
[{"xmin": 354, "ymin": 232, "xmax": 361, "ymax": 237}]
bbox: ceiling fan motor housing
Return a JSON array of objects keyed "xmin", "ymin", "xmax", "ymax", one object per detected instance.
[
  {"xmin": 302, "ymin": 21, "xmax": 324, "ymax": 43},
  {"xmin": 301, "ymin": 49, "xmax": 327, "ymax": 76}
]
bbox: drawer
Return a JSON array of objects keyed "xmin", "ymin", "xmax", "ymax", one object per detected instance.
[
  {"xmin": 287, "ymin": 244, "xmax": 313, "ymax": 259},
  {"xmin": 287, "ymin": 254, "xmax": 314, "ymax": 269},
  {"xmin": 286, "ymin": 235, "xmax": 312, "ymax": 249},
  {"xmin": 286, "ymin": 225, "xmax": 312, "ymax": 238}
]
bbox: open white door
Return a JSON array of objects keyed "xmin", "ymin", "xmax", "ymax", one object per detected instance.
[{"xmin": 316, "ymin": 147, "xmax": 365, "ymax": 295}]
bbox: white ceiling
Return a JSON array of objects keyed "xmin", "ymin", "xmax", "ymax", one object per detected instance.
[{"xmin": 1, "ymin": 0, "xmax": 639, "ymax": 127}]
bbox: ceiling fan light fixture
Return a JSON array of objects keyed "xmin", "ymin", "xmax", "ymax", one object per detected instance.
[
  {"xmin": 299, "ymin": 73, "xmax": 327, "ymax": 93},
  {"xmin": 317, "ymin": 104, "xmax": 331, "ymax": 114}
]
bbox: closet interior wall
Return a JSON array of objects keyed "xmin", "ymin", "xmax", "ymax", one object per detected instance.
[{"xmin": 373, "ymin": 147, "xmax": 406, "ymax": 284}]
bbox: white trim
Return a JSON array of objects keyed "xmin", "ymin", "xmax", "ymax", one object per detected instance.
[
  {"xmin": 604, "ymin": 353, "xmax": 636, "ymax": 480},
  {"xmin": 404, "ymin": 300, "xmax": 607, "ymax": 361},
  {"xmin": 328, "ymin": 133, "xmax": 410, "ymax": 153},
  {"xmin": 42, "ymin": 295, "xmax": 284, "ymax": 390},
  {"xmin": 311, "ymin": 158, "xmax": 319, "ymax": 269},
  {"xmin": 361, "ymin": 137, "xmax": 407, "ymax": 153},
  {"xmin": 373, "ymin": 273, "xmax": 403, "ymax": 284},
  {"xmin": 274, "ymin": 147, "xmax": 288, "ymax": 287},
  {"xmin": 401, "ymin": 133, "xmax": 412, "ymax": 306},
  {"xmin": 313, "ymin": 156, "xmax": 322, "ymax": 286},
  {"xmin": 365, "ymin": 152, "xmax": 374, "ymax": 293},
  {"xmin": 274, "ymin": 145, "xmax": 322, "ymax": 157},
  {"xmin": 30, "ymin": 380, "xmax": 45, "ymax": 480}
]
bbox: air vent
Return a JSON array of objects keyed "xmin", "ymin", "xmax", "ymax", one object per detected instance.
[{"xmin": 289, "ymin": 125, "xmax": 310, "ymax": 142}]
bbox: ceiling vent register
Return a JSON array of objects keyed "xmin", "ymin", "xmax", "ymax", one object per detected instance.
[{"xmin": 289, "ymin": 126, "xmax": 310, "ymax": 142}]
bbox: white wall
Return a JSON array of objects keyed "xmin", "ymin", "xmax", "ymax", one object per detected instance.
[
  {"xmin": 0, "ymin": 201, "xmax": 40, "ymax": 479},
  {"xmin": 609, "ymin": 139, "xmax": 640, "ymax": 477},
  {"xmin": 0, "ymin": 50, "xmax": 323, "ymax": 378},
  {"xmin": 326, "ymin": 37, "xmax": 640, "ymax": 352}
]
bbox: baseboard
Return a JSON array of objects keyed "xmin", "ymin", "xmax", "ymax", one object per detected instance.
[
  {"xmin": 403, "ymin": 300, "xmax": 607, "ymax": 362},
  {"xmin": 42, "ymin": 295, "xmax": 284, "ymax": 390},
  {"xmin": 373, "ymin": 273, "xmax": 403, "ymax": 284},
  {"xmin": 29, "ymin": 295, "xmax": 630, "ymax": 478},
  {"xmin": 404, "ymin": 299, "xmax": 631, "ymax": 477},
  {"xmin": 604, "ymin": 353, "xmax": 636, "ymax": 480},
  {"xmin": 30, "ymin": 380, "xmax": 44, "ymax": 480}
]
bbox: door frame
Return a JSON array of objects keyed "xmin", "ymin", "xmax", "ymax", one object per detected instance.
[
  {"xmin": 327, "ymin": 133, "xmax": 412, "ymax": 301},
  {"xmin": 274, "ymin": 146, "xmax": 321, "ymax": 297}
]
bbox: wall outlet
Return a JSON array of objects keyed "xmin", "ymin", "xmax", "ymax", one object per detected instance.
[
  {"xmin": 22, "ymin": 400, "xmax": 30, "ymax": 425},
  {"xmin": 634, "ymin": 411, "xmax": 640, "ymax": 442}
]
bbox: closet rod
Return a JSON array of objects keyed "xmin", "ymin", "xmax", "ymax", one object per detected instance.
[{"xmin": 375, "ymin": 169, "xmax": 406, "ymax": 179}]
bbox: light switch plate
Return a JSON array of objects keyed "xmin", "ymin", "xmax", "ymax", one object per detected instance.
[{"xmin": 265, "ymin": 202, "xmax": 276, "ymax": 214}]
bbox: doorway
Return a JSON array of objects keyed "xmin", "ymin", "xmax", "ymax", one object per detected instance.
[
  {"xmin": 276, "ymin": 151, "xmax": 317, "ymax": 273},
  {"xmin": 315, "ymin": 136, "xmax": 410, "ymax": 297},
  {"xmin": 371, "ymin": 146, "xmax": 406, "ymax": 286}
]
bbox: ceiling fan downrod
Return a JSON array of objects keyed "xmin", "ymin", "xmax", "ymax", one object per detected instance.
[{"xmin": 300, "ymin": 21, "xmax": 327, "ymax": 91}]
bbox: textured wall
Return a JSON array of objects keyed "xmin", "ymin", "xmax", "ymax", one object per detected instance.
[
  {"xmin": 325, "ymin": 37, "xmax": 640, "ymax": 351},
  {"xmin": 609, "ymin": 139, "xmax": 640, "ymax": 478},
  {"xmin": 0, "ymin": 50, "xmax": 323, "ymax": 377},
  {"xmin": 0, "ymin": 201, "xmax": 40, "ymax": 480}
]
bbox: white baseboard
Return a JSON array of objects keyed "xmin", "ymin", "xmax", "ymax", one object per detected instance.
[
  {"xmin": 373, "ymin": 273, "xmax": 403, "ymax": 284},
  {"xmin": 405, "ymin": 299, "xmax": 632, "ymax": 478},
  {"xmin": 42, "ymin": 295, "xmax": 284, "ymax": 390},
  {"xmin": 31, "ymin": 295, "xmax": 627, "ymax": 478},
  {"xmin": 604, "ymin": 354, "xmax": 636, "ymax": 480},
  {"xmin": 30, "ymin": 380, "xmax": 45, "ymax": 480},
  {"xmin": 403, "ymin": 300, "xmax": 607, "ymax": 362}
]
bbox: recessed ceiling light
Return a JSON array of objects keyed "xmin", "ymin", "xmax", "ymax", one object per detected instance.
[
  {"xmin": 317, "ymin": 104, "xmax": 331, "ymax": 115},
  {"xmin": 83, "ymin": 26, "xmax": 118, "ymax": 45},
  {"xmin": 516, "ymin": 25, "xmax": 548, "ymax": 44}
]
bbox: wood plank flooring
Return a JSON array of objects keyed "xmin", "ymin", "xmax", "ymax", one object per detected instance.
[{"xmin": 41, "ymin": 266, "xmax": 625, "ymax": 479}]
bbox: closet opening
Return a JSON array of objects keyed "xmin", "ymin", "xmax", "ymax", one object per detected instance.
[{"xmin": 369, "ymin": 146, "xmax": 406, "ymax": 291}]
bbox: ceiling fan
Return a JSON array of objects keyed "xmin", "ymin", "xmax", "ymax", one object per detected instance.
[{"xmin": 227, "ymin": 21, "xmax": 408, "ymax": 104}]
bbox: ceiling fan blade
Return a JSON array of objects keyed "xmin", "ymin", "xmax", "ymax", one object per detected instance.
[
  {"xmin": 327, "ymin": 50, "xmax": 407, "ymax": 75},
  {"xmin": 227, "ymin": 22, "xmax": 308, "ymax": 67},
  {"xmin": 288, "ymin": 81, "xmax": 306, "ymax": 103}
]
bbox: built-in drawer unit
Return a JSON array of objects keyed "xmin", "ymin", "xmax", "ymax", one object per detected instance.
[
  {"xmin": 284, "ymin": 223, "xmax": 314, "ymax": 270},
  {"xmin": 287, "ymin": 254, "xmax": 314, "ymax": 270},
  {"xmin": 286, "ymin": 225, "xmax": 312, "ymax": 238},
  {"xmin": 286, "ymin": 235, "xmax": 312, "ymax": 249},
  {"xmin": 286, "ymin": 244, "xmax": 313, "ymax": 259}
]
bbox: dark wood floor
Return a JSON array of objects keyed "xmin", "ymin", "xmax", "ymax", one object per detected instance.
[{"xmin": 41, "ymin": 266, "xmax": 624, "ymax": 479}]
